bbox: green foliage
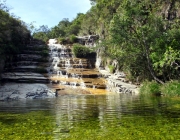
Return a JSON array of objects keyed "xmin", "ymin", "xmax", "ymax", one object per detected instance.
[
  {"xmin": 140, "ymin": 81, "xmax": 161, "ymax": 96},
  {"xmin": 66, "ymin": 14, "xmax": 84, "ymax": 36},
  {"xmin": 72, "ymin": 44, "xmax": 92, "ymax": 58},
  {"xmin": 33, "ymin": 32, "xmax": 49, "ymax": 43},
  {"xmin": 140, "ymin": 80, "xmax": 180, "ymax": 97},
  {"xmin": 0, "ymin": 4, "xmax": 31, "ymax": 69},
  {"xmin": 108, "ymin": 65, "xmax": 115, "ymax": 73},
  {"xmin": 37, "ymin": 14, "xmax": 85, "ymax": 41},
  {"xmin": 57, "ymin": 37, "xmax": 67, "ymax": 44},
  {"xmin": 161, "ymin": 81, "xmax": 180, "ymax": 97},
  {"xmin": 99, "ymin": 0, "xmax": 180, "ymax": 83},
  {"xmin": 0, "ymin": 9, "xmax": 31, "ymax": 49},
  {"xmin": 69, "ymin": 34, "xmax": 78, "ymax": 43}
]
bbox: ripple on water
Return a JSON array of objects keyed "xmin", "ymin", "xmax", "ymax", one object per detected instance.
[{"xmin": 0, "ymin": 94, "xmax": 180, "ymax": 139}]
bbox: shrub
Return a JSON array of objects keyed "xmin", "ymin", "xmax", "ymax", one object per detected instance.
[
  {"xmin": 58, "ymin": 37, "xmax": 66, "ymax": 44},
  {"xmin": 72, "ymin": 44, "xmax": 92, "ymax": 58},
  {"xmin": 69, "ymin": 35, "xmax": 78, "ymax": 43},
  {"xmin": 161, "ymin": 81, "xmax": 180, "ymax": 97},
  {"xmin": 140, "ymin": 81, "xmax": 161, "ymax": 96}
]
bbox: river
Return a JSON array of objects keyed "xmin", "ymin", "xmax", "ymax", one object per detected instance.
[{"xmin": 0, "ymin": 93, "xmax": 180, "ymax": 139}]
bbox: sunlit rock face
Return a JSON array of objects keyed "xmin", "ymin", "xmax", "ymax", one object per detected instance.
[{"xmin": 0, "ymin": 83, "xmax": 56, "ymax": 101}]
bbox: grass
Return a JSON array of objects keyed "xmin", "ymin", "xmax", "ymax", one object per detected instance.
[
  {"xmin": 140, "ymin": 80, "xmax": 180, "ymax": 97},
  {"xmin": 140, "ymin": 80, "xmax": 161, "ymax": 96},
  {"xmin": 161, "ymin": 81, "xmax": 180, "ymax": 97}
]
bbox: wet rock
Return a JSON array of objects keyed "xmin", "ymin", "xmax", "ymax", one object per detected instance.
[{"xmin": 0, "ymin": 83, "xmax": 56, "ymax": 101}]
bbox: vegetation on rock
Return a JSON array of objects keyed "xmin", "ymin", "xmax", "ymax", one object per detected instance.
[{"xmin": 72, "ymin": 44, "xmax": 94, "ymax": 58}]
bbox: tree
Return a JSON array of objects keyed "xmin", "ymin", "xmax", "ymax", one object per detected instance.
[
  {"xmin": 90, "ymin": 0, "xmax": 96, "ymax": 5},
  {"xmin": 108, "ymin": 0, "xmax": 166, "ymax": 83},
  {"xmin": 32, "ymin": 25, "xmax": 50, "ymax": 42},
  {"xmin": 105, "ymin": 0, "xmax": 180, "ymax": 83}
]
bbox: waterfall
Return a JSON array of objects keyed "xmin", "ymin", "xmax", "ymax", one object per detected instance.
[
  {"xmin": 70, "ymin": 82, "xmax": 77, "ymax": 88},
  {"xmin": 79, "ymin": 59, "xmax": 83, "ymax": 68},
  {"xmin": 46, "ymin": 38, "xmax": 112, "ymax": 93},
  {"xmin": 80, "ymin": 82, "xmax": 86, "ymax": 89},
  {"xmin": 65, "ymin": 59, "xmax": 72, "ymax": 69},
  {"xmin": 57, "ymin": 71, "xmax": 63, "ymax": 76}
]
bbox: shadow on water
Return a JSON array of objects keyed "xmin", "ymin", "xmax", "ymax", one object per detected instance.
[{"xmin": 0, "ymin": 94, "xmax": 180, "ymax": 139}]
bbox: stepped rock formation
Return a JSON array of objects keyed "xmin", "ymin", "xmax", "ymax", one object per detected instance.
[
  {"xmin": 48, "ymin": 39, "xmax": 139, "ymax": 95},
  {"xmin": 47, "ymin": 39, "xmax": 107, "ymax": 94},
  {"xmin": 0, "ymin": 39, "xmax": 139, "ymax": 101},
  {"xmin": 0, "ymin": 41, "xmax": 56, "ymax": 101}
]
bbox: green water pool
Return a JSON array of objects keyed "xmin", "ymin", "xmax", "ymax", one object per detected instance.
[{"xmin": 0, "ymin": 94, "xmax": 180, "ymax": 140}]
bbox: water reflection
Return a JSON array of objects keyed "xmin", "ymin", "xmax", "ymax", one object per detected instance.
[
  {"xmin": 53, "ymin": 94, "xmax": 140, "ymax": 137},
  {"xmin": 0, "ymin": 94, "xmax": 180, "ymax": 139},
  {"xmin": 0, "ymin": 98, "xmax": 56, "ymax": 113}
]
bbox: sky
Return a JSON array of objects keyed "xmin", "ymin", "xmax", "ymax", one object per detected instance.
[{"xmin": 6, "ymin": 0, "xmax": 92, "ymax": 28}]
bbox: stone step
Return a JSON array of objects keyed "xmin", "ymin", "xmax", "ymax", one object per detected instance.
[{"xmin": 1, "ymin": 72, "xmax": 49, "ymax": 83}]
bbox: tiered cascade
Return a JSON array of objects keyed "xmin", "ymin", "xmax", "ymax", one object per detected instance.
[{"xmin": 48, "ymin": 40, "xmax": 107, "ymax": 94}]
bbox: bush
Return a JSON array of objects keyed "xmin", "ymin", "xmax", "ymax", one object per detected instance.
[
  {"xmin": 72, "ymin": 44, "xmax": 92, "ymax": 58},
  {"xmin": 58, "ymin": 37, "xmax": 66, "ymax": 44},
  {"xmin": 69, "ymin": 35, "xmax": 78, "ymax": 43},
  {"xmin": 161, "ymin": 81, "xmax": 180, "ymax": 97},
  {"xmin": 140, "ymin": 81, "xmax": 161, "ymax": 96}
]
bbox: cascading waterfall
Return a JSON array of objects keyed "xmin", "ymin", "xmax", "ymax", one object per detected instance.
[
  {"xmin": 65, "ymin": 59, "xmax": 72, "ymax": 69},
  {"xmin": 79, "ymin": 59, "xmax": 83, "ymax": 68},
  {"xmin": 80, "ymin": 82, "xmax": 86, "ymax": 89},
  {"xmin": 47, "ymin": 39, "xmax": 108, "ymax": 92}
]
